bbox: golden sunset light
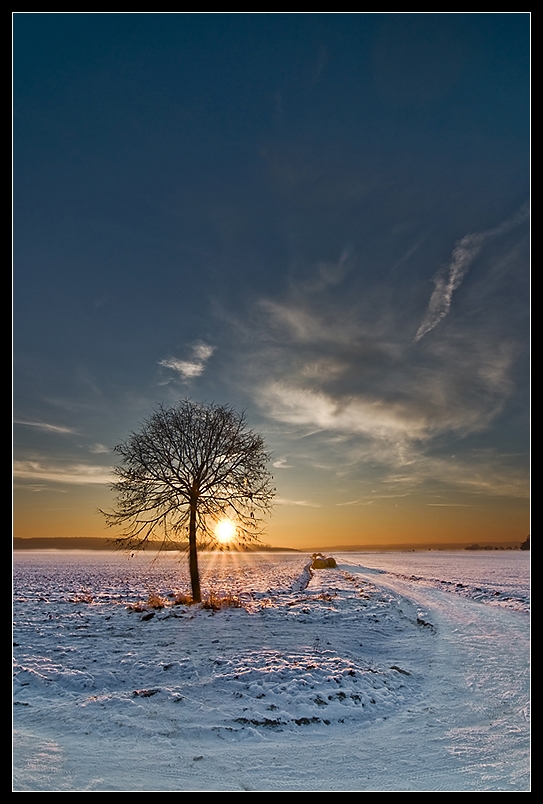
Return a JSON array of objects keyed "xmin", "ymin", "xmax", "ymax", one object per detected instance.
[{"xmin": 214, "ymin": 518, "xmax": 237, "ymax": 544}]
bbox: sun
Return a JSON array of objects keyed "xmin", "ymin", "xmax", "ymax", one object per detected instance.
[{"xmin": 215, "ymin": 519, "xmax": 237, "ymax": 544}]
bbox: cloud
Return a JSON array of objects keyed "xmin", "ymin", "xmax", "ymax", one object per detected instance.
[
  {"xmin": 335, "ymin": 499, "xmax": 374, "ymax": 506},
  {"xmin": 221, "ymin": 222, "xmax": 527, "ymax": 501},
  {"xmin": 414, "ymin": 205, "xmax": 529, "ymax": 342},
  {"xmin": 275, "ymin": 497, "xmax": 321, "ymax": 507},
  {"xmin": 13, "ymin": 420, "xmax": 78, "ymax": 434},
  {"xmin": 272, "ymin": 457, "xmax": 292, "ymax": 468},
  {"xmin": 413, "ymin": 232, "xmax": 486, "ymax": 342},
  {"xmin": 192, "ymin": 343, "xmax": 215, "ymax": 361},
  {"xmin": 258, "ymin": 299, "xmax": 363, "ymax": 347},
  {"xmin": 242, "ymin": 297, "xmax": 520, "ymax": 489},
  {"xmin": 419, "ymin": 452, "xmax": 529, "ymax": 498},
  {"xmin": 258, "ymin": 382, "xmax": 429, "ymax": 444},
  {"xmin": 373, "ymin": 448, "xmax": 529, "ymax": 499},
  {"xmin": 265, "ymin": 325, "xmax": 514, "ymax": 432},
  {"xmin": 159, "ymin": 342, "xmax": 215, "ymax": 381},
  {"xmin": 13, "ymin": 460, "xmax": 113, "ymax": 485},
  {"xmin": 160, "ymin": 358, "xmax": 206, "ymax": 378}
]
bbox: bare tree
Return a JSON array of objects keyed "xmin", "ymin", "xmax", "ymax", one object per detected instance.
[{"xmin": 100, "ymin": 400, "xmax": 275, "ymax": 602}]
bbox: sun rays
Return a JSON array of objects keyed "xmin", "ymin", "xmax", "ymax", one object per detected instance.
[{"xmin": 214, "ymin": 518, "xmax": 237, "ymax": 544}]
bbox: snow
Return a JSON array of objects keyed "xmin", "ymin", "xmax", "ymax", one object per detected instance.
[{"xmin": 13, "ymin": 550, "xmax": 530, "ymax": 791}]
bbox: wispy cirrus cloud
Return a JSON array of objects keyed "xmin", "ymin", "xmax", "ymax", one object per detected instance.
[
  {"xmin": 257, "ymin": 382, "xmax": 429, "ymax": 443},
  {"xmin": 13, "ymin": 420, "xmax": 78, "ymax": 434},
  {"xmin": 419, "ymin": 451, "xmax": 529, "ymax": 498},
  {"xmin": 426, "ymin": 503, "xmax": 473, "ymax": 507},
  {"xmin": 13, "ymin": 460, "xmax": 113, "ymax": 485},
  {"xmin": 414, "ymin": 205, "xmax": 529, "ymax": 342},
  {"xmin": 253, "ymin": 325, "xmax": 515, "ymax": 452},
  {"xmin": 275, "ymin": 497, "xmax": 321, "ymax": 507},
  {"xmin": 335, "ymin": 499, "xmax": 374, "ymax": 506},
  {"xmin": 159, "ymin": 342, "xmax": 215, "ymax": 381},
  {"xmin": 226, "ymin": 234, "xmax": 527, "ymax": 501}
]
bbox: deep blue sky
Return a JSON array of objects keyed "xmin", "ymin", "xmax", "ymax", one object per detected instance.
[{"xmin": 13, "ymin": 13, "xmax": 530, "ymax": 548}]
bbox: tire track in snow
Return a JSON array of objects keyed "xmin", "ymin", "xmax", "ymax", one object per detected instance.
[{"xmin": 348, "ymin": 566, "xmax": 530, "ymax": 789}]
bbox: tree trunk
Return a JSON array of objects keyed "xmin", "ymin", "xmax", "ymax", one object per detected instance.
[{"xmin": 188, "ymin": 498, "xmax": 201, "ymax": 603}]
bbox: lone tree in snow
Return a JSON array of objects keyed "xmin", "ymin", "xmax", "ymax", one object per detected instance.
[{"xmin": 100, "ymin": 399, "xmax": 275, "ymax": 602}]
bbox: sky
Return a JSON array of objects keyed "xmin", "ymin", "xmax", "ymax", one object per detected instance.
[{"xmin": 13, "ymin": 13, "xmax": 530, "ymax": 550}]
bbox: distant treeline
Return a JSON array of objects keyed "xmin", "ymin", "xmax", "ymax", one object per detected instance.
[{"xmin": 465, "ymin": 544, "xmax": 522, "ymax": 551}]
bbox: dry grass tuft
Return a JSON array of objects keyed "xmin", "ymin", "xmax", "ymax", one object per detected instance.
[
  {"xmin": 126, "ymin": 589, "xmax": 243, "ymax": 612},
  {"xmin": 146, "ymin": 592, "xmax": 167, "ymax": 609},
  {"xmin": 127, "ymin": 591, "xmax": 167, "ymax": 612},
  {"xmin": 127, "ymin": 601, "xmax": 148, "ymax": 612},
  {"xmin": 201, "ymin": 591, "xmax": 243, "ymax": 611},
  {"xmin": 172, "ymin": 591, "xmax": 194, "ymax": 606}
]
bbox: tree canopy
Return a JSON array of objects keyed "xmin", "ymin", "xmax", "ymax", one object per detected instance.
[{"xmin": 100, "ymin": 400, "xmax": 275, "ymax": 601}]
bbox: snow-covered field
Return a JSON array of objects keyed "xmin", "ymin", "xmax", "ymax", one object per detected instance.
[{"xmin": 13, "ymin": 549, "xmax": 530, "ymax": 791}]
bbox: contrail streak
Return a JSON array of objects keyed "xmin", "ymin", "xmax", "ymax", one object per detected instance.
[{"xmin": 414, "ymin": 204, "xmax": 528, "ymax": 342}]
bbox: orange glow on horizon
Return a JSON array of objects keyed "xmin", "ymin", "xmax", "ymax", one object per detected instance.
[{"xmin": 13, "ymin": 482, "xmax": 529, "ymax": 551}]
